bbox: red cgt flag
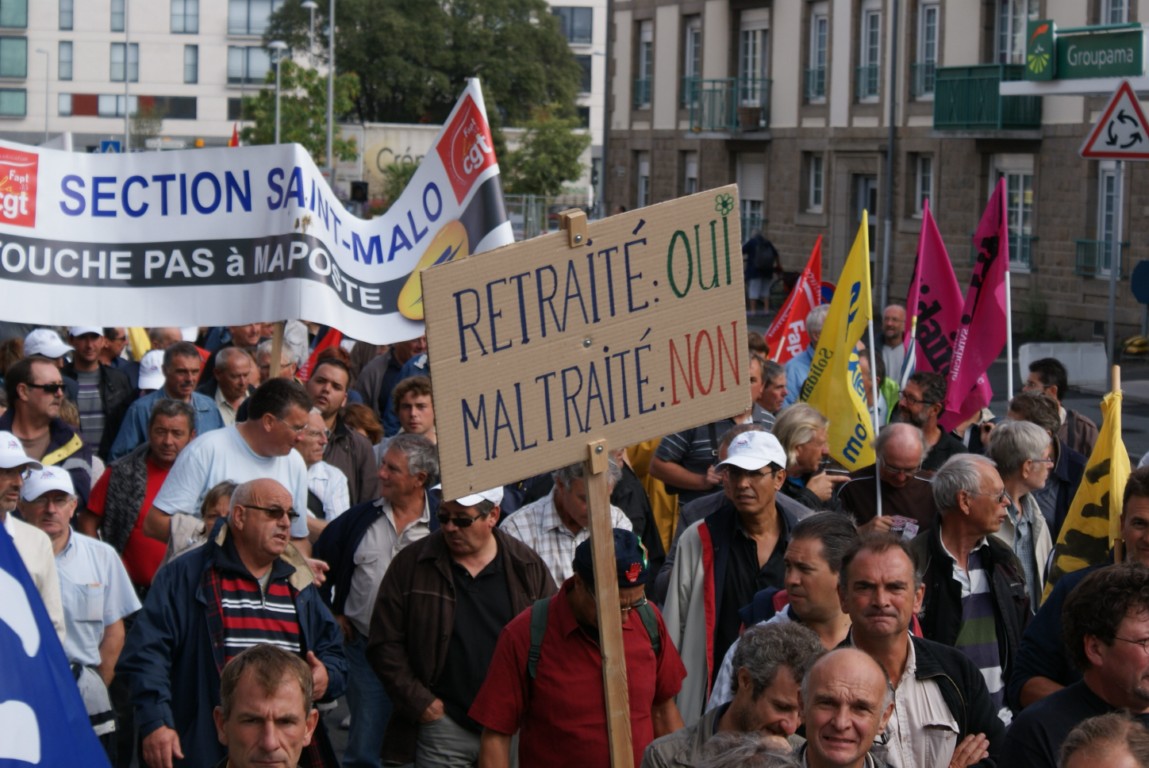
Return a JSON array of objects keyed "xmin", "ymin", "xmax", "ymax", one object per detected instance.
[
  {"xmin": 765, "ymin": 236, "xmax": 822, "ymax": 365},
  {"xmin": 228, "ymin": 123, "xmax": 239, "ymax": 147}
]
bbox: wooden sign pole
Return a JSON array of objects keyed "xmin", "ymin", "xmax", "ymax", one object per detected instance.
[
  {"xmin": 269, "ymin": 321, "xmax": 285, "ymax": 380},
  {"xmin": 585, "ymin": 438, "xmax": 633, "ymax": 768}
]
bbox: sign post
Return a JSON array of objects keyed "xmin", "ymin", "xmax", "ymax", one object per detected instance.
[{"xmin": 421, "ymin": 187, "xmax": 748, "ymax": 765}]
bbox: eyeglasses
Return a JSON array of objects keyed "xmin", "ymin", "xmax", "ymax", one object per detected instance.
[
  {"xmin": 275, "ymin": 416, "xmax": 308, "ymax": 433},
  {"xmin": 1115, "ymin": 636, "xmax": 1149, "ymax": 653},
  {"xmin": 437, "ymin": 512, "xmax": 484, "ymax": 528},
  {"xmin": 587, "ymin": 585, "xmax": 649, "ymax": 615},
  {"xmin": 105, "ymin": 335, "xmax": 126, "ymax": 342},
  {"xmin": 241, "ymin": 504, "xmax": 299, "ymax": 521},
  {"xmin": 723, "ymin": 466, "xmax": 778, "ymax": 480},
  {"xmin": 1028, "ymin": 457, "xmax": 1054, "ymax": 466},
  {"xmin": 26, "ymin": 383, "xmax": 65, "ymax": 395},
  {"xmin": 898, "ymin": 392, "xmax": 935, "ymax": 407},
  {"xmin": 880, "ymin": 460, "xmax": 922, "ymax": 476},
  {"xmin": 303, "ymin": 428, "xmax": 329, "ymax": 440},
  {"xmin": 968, "ymin": 488, "xmax": 1010, "ymax": 504}
]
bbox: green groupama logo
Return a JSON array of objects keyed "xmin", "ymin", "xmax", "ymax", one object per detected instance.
[{"xmin": 1026, "ymin": 20, "xmax": 1054, "ymax": 80}]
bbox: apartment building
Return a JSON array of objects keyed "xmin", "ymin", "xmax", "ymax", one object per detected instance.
[{"xmin": 606, "ymin": 0, "xmax": 1148, "ymax": 340}]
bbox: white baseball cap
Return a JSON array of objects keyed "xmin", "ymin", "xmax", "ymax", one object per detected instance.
[
  {"xmin": 138, "ymin": 349, "xmax": 165, "ymax": 390},
  {"xmin": 68, "ymin": 326, "xmax": 103, "ymax": 338},
  {"xmin": 21, "ymin": 466, "xmax": 75, "ymax": 502},
  {"xmin": 0, "ymin": 431, "xmax": 42, "ymax": 471},
  {"xmin": 435, "ymin": 484, "xmax": 504, "ymax": 508},
  {"xmin": 24, "ymin": 328, "xmax": 73, "ymax": 359},
  {"xmin": 717, "ymin": 431, "xmax": 787, "ymax": 472}
]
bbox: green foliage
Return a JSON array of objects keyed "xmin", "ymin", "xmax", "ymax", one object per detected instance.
[
  {"xmin": 265, "ymin": 0, "xmax": 583, "ymax": 127},
  {"xmin": 380, "ymin": 161, "xmax": 420, "ymax": 211},
  {"xmin": 239, "ymin": 58, "xmax": 361, "ymax": 166},
  {"xmin": 502, "ymin": 106, "xmax": 590, "ymax": 197},
  {"xmin": 129, "ymin": 102, "xmax": 164, "ymax": 151}
]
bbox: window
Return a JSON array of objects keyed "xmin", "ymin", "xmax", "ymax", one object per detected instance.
[
  {"xmin": 857, "ymin": 6, "xmax": 881, "ymax": 101},
  {"xmin": 1097, "ymin": 162, "xmax": 1120, "ymax": 276},
  {"xmin": 1102, "ymin": 0, "xmax": 1128, "ymax": 24},
  {"xmin": 98, "ymin": 94, "xmax": 138, "ymax": 117},
  {"xmin": 683, "ymin": 152, "xmax": 698, "ymax": 196},
  {"xmin": 994, "ymin": 157, "xmax": 1035, "ymax": 269},
  {"xmin": 111, "ymin": 43, "xmax": 139, "ymax": 82},
  {"xmin": 681, "ymin": 15, "xmax": 701, "ymax": 108},
  {"xmin": 634, "ymin": 20, "xmax": 653, "ymax": 109},
  {"xmin": 59, "ymin": 0, "xmax": 73, "ymax": 30},
  {"xmin": 636, "ymin": 151, "xmax": 650, "ymax": 208},
  {"xmin": 172, "ymin": 0, "xmax": 199, "ymax": 33},
  {"xmin": 229, "ymin": 0, "xmax": 285, "ymax": 36},
  {"xmin": 576, "ymin": 106, "xmax": 590, "ymax": 128},
  {"xmin": 58, "ymin": 93, "xmax": 71, "ymax": 116},
  {"xmin": 228, "ymin": 97, "xmax": 244, "ymax": 120},
  {"xmin": 914, "ymin": 155, "xmax": 933, "ymax": 215},
  {"xmin": 996, "ymin": 0, "xmax": 1038, "ymax": 65},
  {"xmin": 0, "ymin": 0, "xmax": 27, "ymax": 28},
  {"xmin": 807, "ymin": 4, "xmax": 828, "ymax": 102},
  {"xmin": 913, "ymin": 2, "xmax": 938, "ymax": 98},
  {"xmin": 737, "ymin": 156, "xmax": 765, "ymax": 234},
  {"xmin": 151, "ymin": 96, "xmax": 197, "ymax": 120},
  {"xmin": 227, "ymin": 46, "xmax": 271, "ymax": 85},
  {"xmin": 553, "ymin": 7, "xmax": 592, "ymax": 45},
  {"xmin": 184, "ymin": 45, "xmax": 198, "ymax": 84},
  {"xmin": 576, "ymin": 54, "xmax": 592, "ymax": 94},
  {"xmin": 0, "ymin": 38, "xmax": 26, "ymax": 79},
  {"xmin": 807, "ymin": 154, "xmax": 824, "ymax": 212},
  {"xmin": 58, "ymin": 41, "xmax": 72, "ymax": 80},
  {"xmin": 0, "ymin": 88, "xmax": 25, "ymax": 116},
  {"xmin": 111, "ymin": 0, "xmax": 125, "ymax": 32},
  {"xmin": 739, "ymin": 25, "xmax": 769, "ymax": 107}
]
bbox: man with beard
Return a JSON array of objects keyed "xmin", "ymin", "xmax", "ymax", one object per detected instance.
[
  {"xmin": 880, "ymin": 304, "xmax": 907, "ymax": 383},
  {"xmin": 892, "ymin": 371, "xmax": 966, "ymax": 474},
  {"xmin": 306, "ymin": 358, "xmax": 377, "ymax": 505}
]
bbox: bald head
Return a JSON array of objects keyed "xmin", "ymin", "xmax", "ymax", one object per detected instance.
[
  {"xmin": 874, "ymin": 423, "xmax": 925, "ymax": 488},
  {"xmin": 802, "ymin": 649, "xmax": 893, "ymax": 768}
]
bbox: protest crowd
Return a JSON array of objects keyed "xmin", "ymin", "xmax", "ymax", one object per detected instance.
[{"xmin": 1, "ymin": 270, "xmax": 1146, "ymax": 768}]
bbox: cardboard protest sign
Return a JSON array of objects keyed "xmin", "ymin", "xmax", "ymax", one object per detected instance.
[
  {"xmin": 0, "ymin": 79, "xmax": 511, "ymax": 344},
  {"xmin": 422, "ymin": 187, "xmax": 748, "ymax": 498}
]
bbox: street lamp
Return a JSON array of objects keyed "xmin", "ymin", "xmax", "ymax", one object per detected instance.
[
  {"xmin": 301, "ymin": 1, "xmax": 318, "ymax": 54},
  {"xmin": 326, "ymin": 0, "xmax": 335, "ymax": 182},
  {"xmin": 35, "ymin": 48, "xmax": 48, "ymax": 143},
  {"xmin": 268, "ymin": 40, "xmax": 288, "ymax": 144}
]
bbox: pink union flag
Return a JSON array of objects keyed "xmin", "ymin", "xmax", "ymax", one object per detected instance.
[
  {"xmin": 943, "ymin": 179, "xmax": 1009, "ymax": 424},
  {"xmin": 765, "ymin": 236, "xmax": 822, "ymax": 365}
]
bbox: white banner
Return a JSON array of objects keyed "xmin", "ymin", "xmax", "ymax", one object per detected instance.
[{"xmin": 0, "ymin": 79, "xmax": 512, "ymax": 345}]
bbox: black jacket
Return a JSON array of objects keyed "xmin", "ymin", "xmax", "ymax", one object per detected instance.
[
  {"xmin": 911, "ymin": 525, "xmax": 1030, "ymax": 692},
  {"xmin": 62, "ymin": 361, "xmax": 134, "ymax": 459}
]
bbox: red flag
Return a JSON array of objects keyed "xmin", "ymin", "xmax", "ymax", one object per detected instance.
[
  {"xmin": 765, "ymin": 236, "xmax": 822, "ymax": 365},
  {"xmin": 943, "ymin": 179, "xmax": 1009, "ymax": 423},
  {"xmin": 297, "ymin": 326, "xmax": 343, "ymax": 382},
  {"xmin": 905, "ymin": 200, "xmax": 991, "ymax": 430},
  {"xmin": 228, "ymin": 123, "xmax": 239, "ymax": 147}
]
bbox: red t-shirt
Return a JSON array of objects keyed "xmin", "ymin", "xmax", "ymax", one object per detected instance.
[
  {"xmin": 469, "ymin": 580, "xmax": 686, "ymax": 768},
  {"xmin": 88, "ymin": 457, "xmax": 172, "ymax": 587}
]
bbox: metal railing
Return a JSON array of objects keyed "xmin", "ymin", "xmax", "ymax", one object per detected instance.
[
  {"xmin": 969, "ymin": 232, "xmax": 1036, "ymax": 270},
  {"xmin": 685, "ymin": 77, "xmax": 772, "ymax": 132},
  {"xmin": 1075, "ymin": 239, "xmax": 1128, "ymax": 278},
  {"xmin": 910, "ymin": 61, "xmax": 935, "ymax": 98},
  {"xmin": 805, "ymin": 67, "xmax": 826, "ymax": 101},
  {"xmin": 934, "ymin": 64, "xmax": 1041, "ymax": 130},
  {"xmin": 633, "ymin": 78, "xmax": 652, "ymax": 109},
  {"xmin": 855, "ymin": 65, "xmax": 880, "ymax": 101}
]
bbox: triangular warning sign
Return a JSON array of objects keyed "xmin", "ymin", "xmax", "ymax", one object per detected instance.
[{"xmin": 1081, "ymin": 80, "xmax": 1149, "ymax": 160}]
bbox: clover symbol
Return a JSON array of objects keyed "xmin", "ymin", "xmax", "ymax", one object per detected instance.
[{"xmin": 715, "ymin": 193, "xmax": 734, "ymax": 217}]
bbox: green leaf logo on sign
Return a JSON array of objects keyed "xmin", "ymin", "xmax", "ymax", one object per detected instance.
[{"xmin": 1026, "ymin": 20, "xmax": 1055, "ymax": 81}]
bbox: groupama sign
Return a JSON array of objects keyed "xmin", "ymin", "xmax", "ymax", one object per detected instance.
[{"xmin": 1026, "ymin": 20, "xmax": 1145, "ymax": 81}]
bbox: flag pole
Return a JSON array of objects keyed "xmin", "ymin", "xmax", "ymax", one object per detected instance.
[
  {"xmin": 1006, "ymin": 268, "xmax": 1014, "ymax": 401},
  {"xmin": 1113, "ymin": 363, "xmax": 1124, "ymax": 564},
  {"xmin": 867, "ymin": 319, "xmax": 883, "ymax": 517}
]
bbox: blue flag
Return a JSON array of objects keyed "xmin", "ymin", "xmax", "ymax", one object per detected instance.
[{"xmin": 0, "ymin": 525, "xmax": 110, "ymax": 767}]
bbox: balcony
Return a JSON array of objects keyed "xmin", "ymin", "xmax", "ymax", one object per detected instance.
[
  {"xmin": 686, "ymin": 77, "xmax": 771, "ymax": 133},
  {"xmin": 1075, "ymin": 239, "xmax": 1128, "ymax": 278},
  {"xmin": 633, "ymin": 78, "xmax": 651, "ymax": 110},
  {"xmin": 934, "ymin": 64, "xmax": 1041, "ymax": 131},
  {"xmin": 911, "ymin": 62, "xmax": 935, "ymax": 99},
  {"xmin": 970, "ymin": 232, "xmax": 1037, "ymax": 271},
  {"xmin": 855, "ymin": 65, "xmax": 880, "ymax": 102},
  {"xmin": 805, "ymin": 67, "xmax": 826, "ymax": 102}
]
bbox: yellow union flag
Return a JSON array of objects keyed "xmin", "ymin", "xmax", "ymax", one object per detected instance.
[
  {"xmin": 1042, "ymin": 389, "xmax": 1131, "ymax": 602},
  {"xmin": 800, "ymin": 212, "xmax": 874, "ymax": 470}
]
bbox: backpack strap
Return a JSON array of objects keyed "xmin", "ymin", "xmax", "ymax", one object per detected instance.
[
  {"xmin": 636, "ymin": 602, "xmax": 661, "ymax": 657},
  {"xmin": 527, "ymin": 597, "xmax": 551, "ymax": 680}
]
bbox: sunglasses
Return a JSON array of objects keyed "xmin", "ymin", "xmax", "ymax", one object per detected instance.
[
  {"xmin": 27, "ymin": 383, "xmax": 65, "ymax": 395},
  {"xmin": 242, "ymin": 504, "xmax": 299, "ymax": 521},
  {"xmin": 437, "ymin": 512, "xmax": 484, "ymax": 528}
]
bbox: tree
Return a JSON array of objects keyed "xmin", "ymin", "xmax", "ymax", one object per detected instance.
[
  {"xmin": 380, "ymin": 161, "xmax": 420, "ymax": 211},
  {"xmin": 239, "ymin": 58, "xmax": 361, "ymax": 167},
  {"xmin": 130, "ymin": 102, "xmax": 163, "ymax": 151},
  {"xmin": 265, "ymin": 0, "xmax": 583, "ymax": 128},
  {"xmin": 502, "ymin": 106, "xmax": 590, "ymax": 197}
]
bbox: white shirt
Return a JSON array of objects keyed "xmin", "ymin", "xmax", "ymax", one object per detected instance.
[
  {"xmin": 877, "ymin": 638, "xmax": 959, "ymax": 768},
  {"xmin": 306, "ymin": 460, "xmax": 351, "ymax": 522},
  {"xmin": 4, "ymin": 513, "xmax": 65, "ymax": 643}
]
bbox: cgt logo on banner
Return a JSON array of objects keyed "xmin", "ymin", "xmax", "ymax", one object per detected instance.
[
  {"xmin": 0, "ymin": 147, "xmax": 37, "ymax": 228},
  {"xmin": 437, "ymin": 94, "xmax": 497, "ymax": 204}
]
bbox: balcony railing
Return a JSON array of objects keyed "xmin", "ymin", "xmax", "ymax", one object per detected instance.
[
  {"xmin": 934, "ymin": 64, "xmax": 1041, "ymax": 130},
  {"xmin": 805, "ymin": 67, "xmax": 826, "ymax": 101},
  {"xmin": 1075, "ymin": 239, "xmax": 1128, "ymax": 278},
  {"xmin": 686, "ymin": 77, "xmax": 772, "ymax": 133},
  {"xmin": 855, "ymin": 65, "xmax": 880, "ymax": 101},
  {"xmin": 970, "ymin": 232, "xmax": 1037, "ymax": 270},
  {"xmin": 633, "ymin": 78, "xmax": 652, "ymax": 109},
  {"xmin": 911, "ymin": 61, "xmax": 936, "ymax": 99}
]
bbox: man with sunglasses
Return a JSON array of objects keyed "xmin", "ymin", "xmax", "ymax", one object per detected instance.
[
  {"xmin": 892, "ymin": 371, "xmax": 967, "ymax": 474},
  {"xmin": 838, "ymin": 423, "xmax": 939, "ymax": 534},
  {"xmin": 118, "ymin": 477, "xmax": 346, "ymax": 768},
  {"xmin": 910, "ymin": 454, "xmax": 1030, "ymax": 726},
  {"xmin": 1, "ymin": 354, "xmax": 94, "ymax": 516},
  {"xmin": 368, "ymin": 484, "xmax": 555, "ymax": 767}
]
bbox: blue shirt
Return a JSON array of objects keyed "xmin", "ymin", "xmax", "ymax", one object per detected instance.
[{"xmin": 109, "ymin": 389, "xmax": 224, "ymax": 460}]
